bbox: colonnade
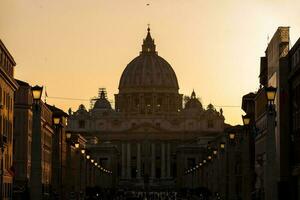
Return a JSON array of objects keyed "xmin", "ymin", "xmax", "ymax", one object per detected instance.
[{"xmin": 121, "ymin": 142, "xmax": 172, "ymax": 180}]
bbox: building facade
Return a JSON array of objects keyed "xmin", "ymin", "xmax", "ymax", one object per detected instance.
[
  {"xmin": 0, "ymin": 40, "xmax": 18, "ymax": 200},
  {"xmin": 242, "ymin": 27, "xmax": 293, "ymax": 200},
  {"xmin": 13, "ymin": 80, "xmax": 33, "ymax": 199},
  {"xmin": 67, "ymin": 28, "xmax": 225, "ymax": 190},
  {"xmin": 289, "ymin": 37, "xmax": 300, "ymax": 200},
  {"xmin": 46, "ymin": 104, "xmax": 68, "ymax": 199}
]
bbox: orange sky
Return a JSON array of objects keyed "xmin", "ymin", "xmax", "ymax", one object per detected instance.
[{"xmin": 1, "ymin": 0, "xmax": 300, "ymax": 125}]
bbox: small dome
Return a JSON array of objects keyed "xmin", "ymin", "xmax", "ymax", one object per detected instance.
[
  {"xmin": 184, "ymin": 90, "xmax": 203, "ymax": 110},
  {"xmin": 93, "ymin": 90, "xmax": 112, "ymax": 110}
]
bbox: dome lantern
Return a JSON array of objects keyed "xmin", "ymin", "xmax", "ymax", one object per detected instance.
[{"xmin": 141, "ymin": 26, "xmax": 156, "ymax": 54}]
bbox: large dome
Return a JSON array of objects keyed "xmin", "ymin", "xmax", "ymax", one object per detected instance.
[{"xmin": 118, "ymin": 28, "xmax": 179, "ymax": 92}]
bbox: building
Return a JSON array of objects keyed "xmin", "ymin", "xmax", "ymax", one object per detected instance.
[
  {"xmin": 241, "ymin": 27, "xmax": 292, "ymax": 200},
  {"xmin": 13, "ymin": 80, "xmax": 33, "ymax": 199},
  {"xmin": 194, "ymin": 125, "xmax": 252, "ymax": 200},
  {"xmin": 46, "ymin": 104, "xmax": 68, "ymax": 199},
  {"xmin": 67, "ymin": 27, "xmax": 225, "ymax": 190},
  {"xmin": 0, "ymin": 40, "xmax": 18, "ymax": 200},
  {"xmin": 288, "ymin": 37, "xmax": 300, "ymax": 199}
]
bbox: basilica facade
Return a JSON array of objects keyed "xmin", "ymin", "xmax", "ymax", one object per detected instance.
[{"xmin": 67, "ymin": 28, "xmax": 226, "ymax": 189}]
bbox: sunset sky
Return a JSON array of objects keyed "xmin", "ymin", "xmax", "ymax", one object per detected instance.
[{"xmin": 1, "ymin": 0, "xmax": 300, "ymax": 125}]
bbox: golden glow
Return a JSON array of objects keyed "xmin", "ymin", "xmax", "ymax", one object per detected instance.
[
  {"xmin": 53, "ymin": 117, "xmax": 61, "ymax": 125},
  {"xmin": 91, "ymin": 159, "xmax": 94, "ymax": 163},
  {"xmin": 2, "ymin": 1, "xmax": 300, "ymax": 125},
  {"xmin": 86, "ymin": 155, "xmax": 90, "ymax": 159},
  {"xmin": 213, "ymin": 150, "xmax": 218, "ymax": 155},
  {"xmin": 81, "ymin": 149, "xmax": 85, "ymax": 154},
  {"xmin": 66, "ymin": 133, "xmax": 71, "ymax": 139},
  {"xmin": 229, "ymin": 133, "xmax": 236, "ymax": 140},
  {"xmin": 242, "ymin": 115, "xmax": 251, "ymax": 126},
  {"xmin": 75, "ymin": 143, "xmax": 80, "ymax": 148},
  {"xmin": 266, "ymin": 86, "xmax": 277, "ymax": 102},
  {"xmin": 220, "ymin": 143, "xmax": 225, "ymax": 149},
  {"xmin": 31, "ymin": 86, "xmax": 43, "ymax": 101}
]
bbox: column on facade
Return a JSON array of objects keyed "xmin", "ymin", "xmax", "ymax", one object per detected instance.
[
  {"xmin": 121, "ymin": 143, "xmax": 126, "ymax": 179},
  {"xmin": 151, "ymin": 143, "xmax": 156, "ymax": 179},
  {"xmin": 126, "ymin": 143, "xmax": 131, "ymax": 179},
  {"xmin": 161, "ymin": 142, "xmax": 166, "ymax": 178},
  {"xmin": 139, "ymin": 94, "xmax": 143, "ymax": 113},
  {"xmin": 167, "ymin": 143, "xmax": 171, "ymax": 178},
  {"xmin": 137, "ymin": 143, "xmax": 141, "ymax": 179}
]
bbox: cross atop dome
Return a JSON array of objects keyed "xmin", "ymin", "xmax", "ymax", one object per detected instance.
[{"xmin": 141, "ymin": 25, "xmax": 156, "ymax": 54}]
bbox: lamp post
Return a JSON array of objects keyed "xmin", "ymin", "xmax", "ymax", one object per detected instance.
[
  {"xmin": 265, "ymin": 86, "xmax": 278, "ymax": 200},
  {"xmin": 242, "ymin": 113, "xmax": 254, "ymax": 200},
  {"xmin": 65, "ymin": 132, "xmax": 72, "ymax": 199},
  {"xmin": 81, "ymin": 148, "xmax": 86, "ymax": 195},
  {"xmin": 53, "ymin": 116, "xmax": 63, "ymax": 200},
  {"xmin": 30, "ymin": 85, "xmax": 43, "ymax": 200}
]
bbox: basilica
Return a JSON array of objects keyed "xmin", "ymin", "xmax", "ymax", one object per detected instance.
[{"xmin": 67, "ymin": 27, "xmax": 226, "ymax": 189}]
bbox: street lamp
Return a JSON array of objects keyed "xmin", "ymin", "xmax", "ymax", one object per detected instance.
[
  {"xmin": 31, "ymin": 85, "xmax": 43, "ymax": 101},
  {"xmin": 66, "ymin": 132, "xmax": 71, "ymax": 140},
  {"xmin": 242, "ymin": 114, "xmax": 251, "ymax": 126},
  {"xmin": 53, "ymin": 115, "xmax": 63, "ymax": 200},
  {"xmin": 265, "ymin": 86, "xmax": 277, "ymax": 200},
  {"xmin": 265, "ymin": 86, "xmax": 277, "ymax": 104},
  {"xmin": 91, "ymin": 159, "xmax": 94, "ymax": 163},
  {"xmin": 30, "ymin": 85, "xmax": 43, "ymax": 200},
  {"xmin": 86, "ymin": 155, "xmax": 90, "ymax": 160},
  {"xmin": 220, "ymin": 142, "xmax": 225, "ymax": 150},
  {"xmin": 75, "ymin": 143, "xmax": 80, "ymax": 149},
  {"xmin": 53, "ymin": 116, "xmax": 61, "ymax": 126},
  {"xmin": 208, "ymin": 155, "xmax": 212, "ymax": 161},
  {"xmin": 81, "ymin": 149, "xmax": 85, "ymax": 155},
  {"xmin": 229, "ymin": 132, "xmax": 236, "ymax": 140},
  {"xmin": 203, "ymin": 159, "xmax": 207, "ymax": 164},
  {"xmin": 213, "ymin": 150, "xmax": 218, "ymax": 156}
]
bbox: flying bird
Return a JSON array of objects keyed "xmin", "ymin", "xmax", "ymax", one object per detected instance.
[{"xmin": 146, "ymin": 3, "xmax": 150, "ymax": 6}]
